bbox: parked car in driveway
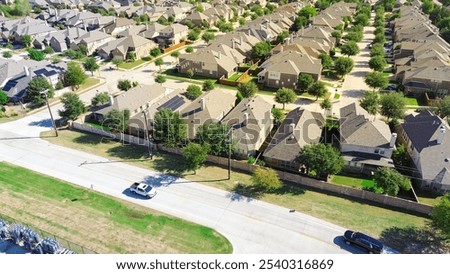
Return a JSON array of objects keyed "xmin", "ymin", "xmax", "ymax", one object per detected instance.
[
  {"xmin": 129, "ymin": 182, "xmax": 157, "ymax": 199},
  {"xmin": 343, "ymin": 230, "xmax": 385, "ymax": 254}
]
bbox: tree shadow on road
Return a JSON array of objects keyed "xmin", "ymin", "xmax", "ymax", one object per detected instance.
[
  {"xmin": 379, "ymin": 226, "xmax": 450, "ymax": 254},
  {"xmin": 228, "ymin": 181, "xmax": 306, "ymax": 202}
]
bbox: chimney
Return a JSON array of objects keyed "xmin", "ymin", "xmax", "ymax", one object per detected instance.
[
  {"xmin": 232, "ymin": 39, "xmax": 235, "ymax": 49},
  {"xmin": 390, "ymin": 133, "xmax": 397, "ymax": 148},
  {"xmin": 24, "ymin": 66, "xmax": 29, "ymax": 77},
  {"xmin": 289, "ymin": 123, "xmax": 295, "ymax": 134},
  {"xmin": 240, "ymin": 36, "xmax": 243, "ymax": 45},
  {"xmin": 280, "ymin": 45, "xmax": 283, "ymax": 53},
  {"xmin": 217, "ymin": 51, "xmax": 221, "ymax": 59},
  {"xmin": 438, "ymin": 125, "xmax": 446, "ymax": 144},
  {"xmin": 109, "ymin": 95, "xmax": 114, "ymax": 106},
  {"xmin": 247, "ymin": 29, "xmax": 250, "ymax": 36},
  {"xmin": 200, "ymin": 98, "xmax": 205, "ymax": 110},
  {"xmin": 243, "ymin": 112, "xmax": 249, "ymax": 126}
]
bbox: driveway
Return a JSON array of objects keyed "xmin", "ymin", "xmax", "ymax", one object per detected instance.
[{"xmin": 0, "ymin": 108, "xmax": 351, "ymax": 254}]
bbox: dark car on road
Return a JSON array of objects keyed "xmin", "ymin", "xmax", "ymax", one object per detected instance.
[{"xmin": 343, "ymin": 230, "xmax": 384, "ymax": 254}]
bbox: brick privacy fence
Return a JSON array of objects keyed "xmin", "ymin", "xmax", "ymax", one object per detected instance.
[
  {"xmin": 158, "ymin": 146, "xmax": 433, "ymax": 217},
  {"xmin": 70, "ymin": 122, "xmax": 433, "ymax": 217}
]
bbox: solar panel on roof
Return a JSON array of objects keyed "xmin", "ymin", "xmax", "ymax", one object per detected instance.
[{"xmin": 157, "ymin": 95, "xmax": 185, "ymax": 111}]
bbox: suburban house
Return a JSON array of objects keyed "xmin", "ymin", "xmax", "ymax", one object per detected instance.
[
  {"xmin": 339, "ymin": 103, "xmax": 396, "ymax": 174},
  {"xmin": 139, "ymin": 22, "xmax": 165, "ymax": 40},
  {"xmin": 221, "ymin": 95, "xmax": 273, "ymax": 159},
  {"xmin": 92, "ymin": 83, "xmax": 167, "ymax": 125},
  {"xmin": 296, "ymin": 25, "xmax": 336, "ymax": 48},
  {"xmin": 263, "ymin": 108, "xmax": 324, "ymax": 172},
  {"xmin": 98, "ymin": 34, "xmax": 157, "ymax": 60},
  {"xmin": 70, "ymin": 29, "xmax": 115, "ymax": 55},
  {"xmin": 42, "ymin": 27, "xmax": 88, "ymax": 52},
  {"xmin": 401, "ymin": 66, "xmax": 450, "ymax": 97},
  {"xmin": 178, "ymin": 49, "xmax": 239, "ymax": 79},
  {"xmin": 183, "ymin": 11, "xmax": 213, "ymax": 27},
  {"xmin": 156, "ymin": 23, "xmax": 188, "ymax": 48},
  {"xmin": 271, "ymin": 43, "xmax": 321, "ymax": 58},
  {"xmin": 1, "ymin": 62, "xmax": 66, "ymax": 103},
  {"xmin": 397, "ymin": 110, "xmax": 450, "ymax": 193},
  {"xmin": 103, "ymin": 17, "xmax": 136, "ymax": 37},
  {"xmin": 180, "ymin": 89, "xmax": 235, "ymax": 139},
  {"xmin": 258, "ymin": 50, "xmax": 322, "ymax": 89}
]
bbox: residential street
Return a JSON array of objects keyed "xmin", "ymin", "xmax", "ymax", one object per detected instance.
[{"xmin": 0, "ymin": 108, "xmax": 358, "ymax": 254}]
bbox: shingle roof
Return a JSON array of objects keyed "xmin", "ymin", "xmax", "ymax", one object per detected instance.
[
  {"xmin": 263, "ymin": 108, "xmax": 324, "ymax": 162},
  {"xmin": 339, "ymin": 103, "xmax": 392, "ymax": 148}
]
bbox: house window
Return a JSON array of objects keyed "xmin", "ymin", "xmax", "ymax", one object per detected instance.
[
  {"xmin": 374, "ymin": 149, "xmax": 379, "ymax": 154},
  {"xmin": 380, "ymin": 150, "xmax": 385, "ymax": 155},
  {"xmin": 287, "ymin": 78, "xmax": 290, "ymax": 82}
]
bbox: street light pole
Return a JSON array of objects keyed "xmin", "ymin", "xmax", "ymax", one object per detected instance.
[
  {"xmin": 142, "ymin": 109, "xmax": 153, "ymax": 159},
  {"xmin": 226, "ymin": 126, "xmax": 235, "ymax": 180},
  {"xmin": 40, "ymin": 89, "xmax": 58, "ymax": 137}
]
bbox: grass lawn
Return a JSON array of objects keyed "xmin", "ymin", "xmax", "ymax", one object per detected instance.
[
  {"xmin": 0, "ymin": 162, "xmax": 232, "ymax": 254},
  {"xmin": 42, "ymin": 129, "xmax": 429, "ymax": 237},
  {"xmin": 162, "ymin": 69, "xmax": 217, "ymax": 82},
  {"xmin": 78, "ymin": 78, "xmax": 101, "ymax": 91},
  {"xmin": 84, "ymin": 121, "xmax": 111, "ymax": 132},
  {"xmin": 403, "ymin": 97, "xmax": 419, "ymax": 106},
  {"xmin": 332, "ymin": 175, "xmax": 376, "ymax": 189},
  {"xmin": 227, "ymin": 73, "xmax": 242, "ymax": 82},
  {"xmin": 118, "ymin": 59, "xmax": 147, "ymax": 70},
  {"xmin": 334, "ymin": 93, "xmax": 341, "ymax": 100}
]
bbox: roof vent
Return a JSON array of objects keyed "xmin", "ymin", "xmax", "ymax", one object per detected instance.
[{"xmin": 445, "ymin": 158, "xmax": 449, "ymax": 162}]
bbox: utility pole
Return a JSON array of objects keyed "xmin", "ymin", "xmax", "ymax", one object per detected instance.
[
  {"xmin": 141, "ymin": 109, "xmax": 153, "ymax": 159},
  {"xmin": 40, "ymin": 89, "xmax": 58, "ymax": 137}
]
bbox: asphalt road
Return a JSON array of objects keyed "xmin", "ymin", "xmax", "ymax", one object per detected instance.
[{"xmin": 0, "ymin": 108, "xmax": 359, "ymax": 254}]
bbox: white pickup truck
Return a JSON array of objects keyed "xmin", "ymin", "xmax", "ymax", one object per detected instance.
[{"xmin": 129, "ymin": 182, "xmax": 157, "ymax": 199}]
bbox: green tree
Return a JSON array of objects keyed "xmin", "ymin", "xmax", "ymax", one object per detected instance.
[
  {"xmin": 252, "ymin": 167, "xmax": 282, "ymax": 191},
  {"xmin": 202, "ymin": 80, "xmax": 215, "ymax": 91},
  {"xmin": 271, "ymin": 108, "xmax": 285, "ymax": 126},
  {"xmin": 431, "ymin": 193, "xmax": 450, "ymax": 238},
  {"xmin": 251, "ymin": 41, "xmax": 272, "ymax": 59},
  {"xmin": 275, "ymin": 88, "xmax": 296, "ymax": 109},
  {"xmin": 436, "ymin": 96, "xmax": 450, "ymax": 118},
  {"xmin": 308, "ymin": 81, "xmax": 327, "ymax": 100},
  {"xmin": 2, "ymin": 51, "xmax": 12, "ymax": 58},
  {"xmin": 276, "ymin": 30, "xmax": 290, "ymax": 44},
  {"xmin": 83, "ymin": 57, "xmax": 99, "ymax": 76},
  {"xmin": 380, "ymin": 92, "xmax": 406, "ymax": 121},
  {"xmin": 27, "ymin": 49, "xmax": 45, "ymax": 61},
  {"xmin": 154, "ymin": 109, "xmax": 187, "ymax": 147},
  {"xmin": 117, "ymin": 79, "xmax": 132, "ymax": 91},
  {"xmin": 170, "ymin": 51, "xmax": 180, "ymax": 62},
  {"xmin": 293, "ymin": 16, "xmax": 308, "ymax": 31},
  {"xmin": 186, "ymin": 84, "xmax": 202, "ymax": 100},
  {"xmin": 374, "ymin": 167, "xmax": 411, "ymax": 196},
  {"xmin": 185, "ymin": 46, "xmax": 194, "ymax": 53},
  {"xmin": 319, "ymin": 53, "xmax": 333, "ymax": 70},
  {"xmin": 374, "ymin": 33, "xmax": 386, "ymax": 44},
  {"xmin": 104, "ymin": 109, "xmax": 130, "ymax": 133},
  {"xmin": 91, "ymin": 92, "xmax": 110, "ymax": 107},
  {"xmin": 360, "ymin": 91, "xmax": 380, "ymax": 116},
  {"xmin": 298, "ymin": 5, "xmax": 317, "ymax": 18},
  {"xmin": 196, "ymin": 123, "xmax": 233, "ymax": 156},
  {"xmin": 370, "ymin": 43, "xmax": 385, "ymax": 57},
  {"xmin": 331, "ymin": 31, "xmax": 342, "ymax": 45},
  {"xmin": 344, "ymin": 31, "xmax": 363, "ymax": 42},
  {"xmin": 0, "ymin": 89, "xmax": 8, "ymax": 105},
  {"xmin": 187, "ymin": 68, "xmax": 194, "ymax": 79},
  {"xmin": 196, "ymin": 4, "xmax": 204, "ymax": 12},
  {"xmin": 64, "ymin": 62, "xmax": 87, "ymax": 90},
  {"xmin": 334, "ymin": 57, "xmax": 354, "ymax": 78},
  {"xmin": 201, "ymin": 32, "xmax": 215, "ymax": 43},
  {"xmin": 392, "ymin": 144, "xmax": 411, "ymax": 168},
  {"xmin": 237, "ymin": 81, "xmax": 258, "ymax": 98},
  {"xmin": 365, "ymin": 71, "xmax": 388, "ymax": 90},
  {"xmin": 341, "ymin": 41, "xmax": 360, "ymax": 56},
  {"xmin": 188, "ymin": 30, "xmax": 200, "ymax": 41},
  {"xmin": 21, "ymin": 35, "xmax": 31, "ymax": 47},
  {"xmin": 320, "ymin": 98, "xmax": 332, "ymax": 110},
  {"xmin": 150, "ymin": 48, "xmax": 161, "ymax": 57},
  {"xmin": 239, "ymin": 17, "xmax": 246, "ymax": 26},
  {"xmin": 112, "ymin": 57, "xmax": 123, "ymax": 69},
  {"xmin": 155, "ymin": 75, "xmax": 166, "ymax": 83},
  {"xmin": 421, "ymin": 0, "xmax": 435, "ymax": 14},
  {"xmin": 369, "ymin": 55, "xmax": 387, "ymax": 72},
  {"xmin": 26, "ymin": 76, "xmax": 54, "ymax": 105},
  {"xmin": 298, "ymin": 143, "xmax": 344, "ymax": 179},
  {"xmin": 154, "ymin": 58, "xmax": 164, "ymax": 72},
  {"xmin": 297, "ymin": 73, "xmax": 315, "ymax": 93},
  {"xmin": 354, "ymin": 13, "xmax": 369, "ymax": 26},
  {"xmin": 182, "ymin": 143, "xmax": 209, "ymax": 174},
  {"xmin": 43, "ymin": 46, "xmax": 54, "ymax": 54},
  {"xmin": 77, "ymin": 44, "xmax": 88, "ymax": 56},
  {"xmin": 58, "ymin": 92, "xmax": 86, "ymax": 120}
]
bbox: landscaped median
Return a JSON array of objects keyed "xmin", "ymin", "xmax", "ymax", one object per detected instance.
[
  {"xmin": 42, "ymin": 129, "xmax": 429, "ymax": 238},
  {"xmin": 0, "ymin": 161, "xmax": 232, "ymax": 254}
]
